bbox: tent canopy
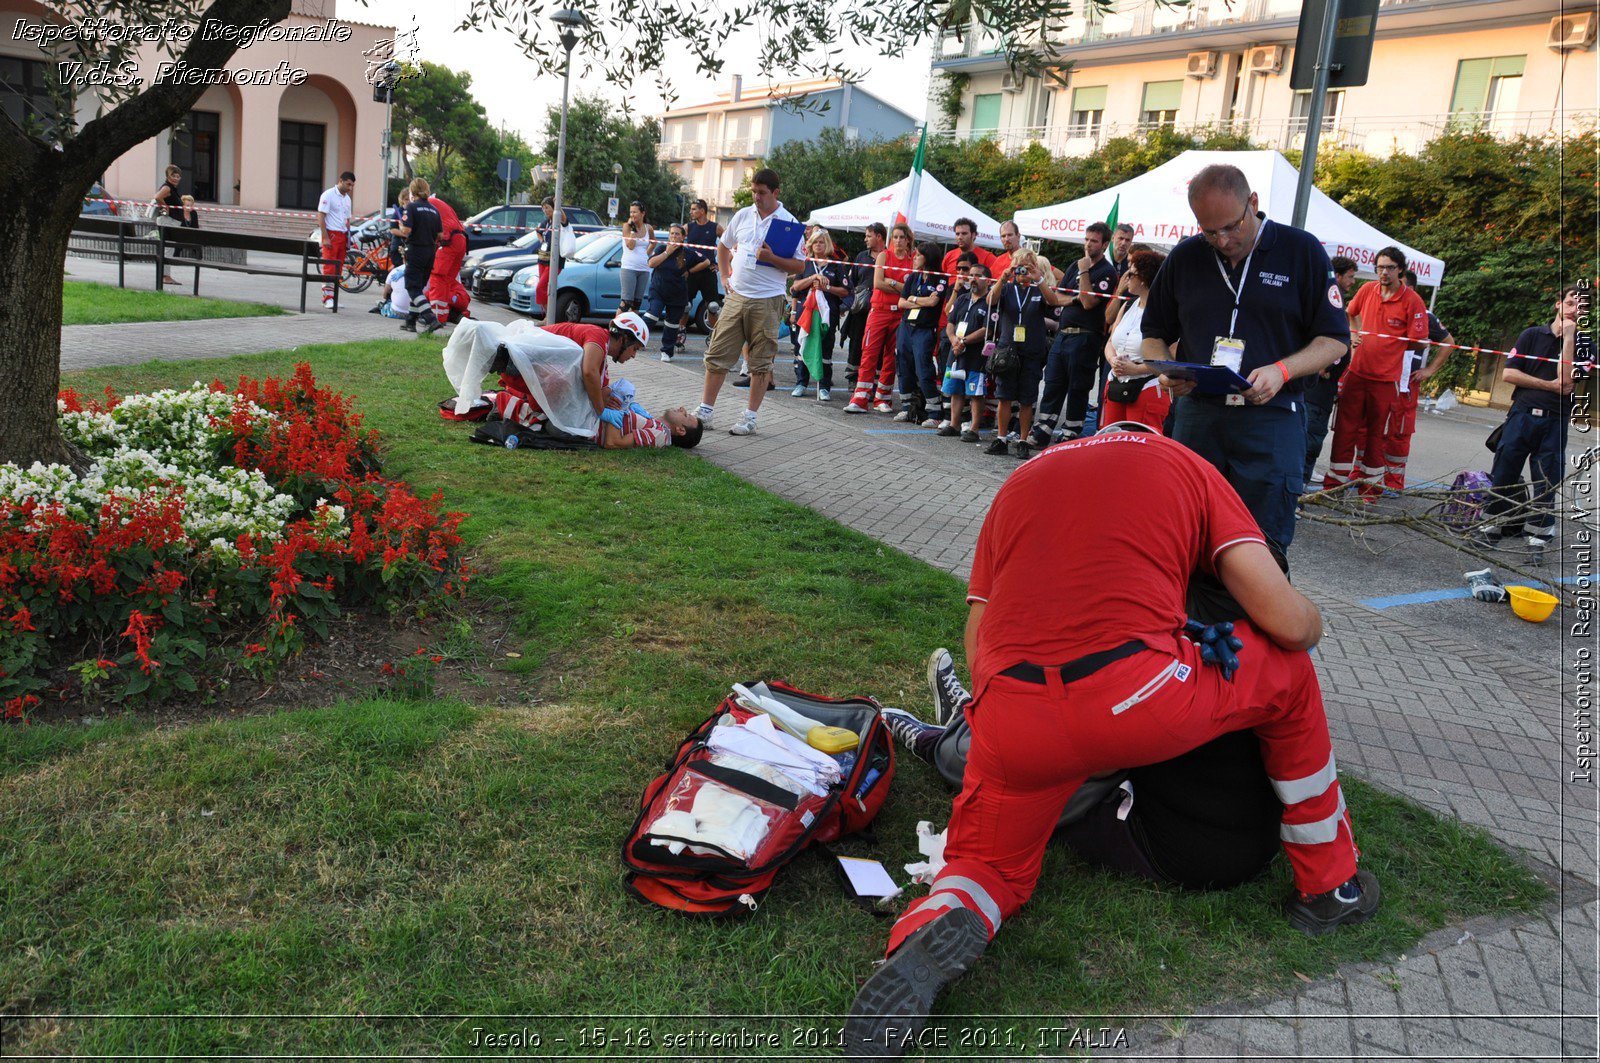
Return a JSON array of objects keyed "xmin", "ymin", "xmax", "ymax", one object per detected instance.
[
  {"xmin": 808, "ymin": 171, "xmax": 1006, "ymax": 250},
  {"xmin": 1012, "ymin": 149, "xmax": 1445, "ymax": 285}
]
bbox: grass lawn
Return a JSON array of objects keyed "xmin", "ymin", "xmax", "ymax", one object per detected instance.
[
  {"xmin": 0, "ymin": 339, "xmax": 1550, "ymax": 1057},
  {"xmin": 61, "ymin": 279, "xmax": 283, "ymax": 326}
]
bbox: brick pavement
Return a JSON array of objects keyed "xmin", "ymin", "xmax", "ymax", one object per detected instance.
[
  {"xmin": 618, "ymin": 352, "xmax": 1599, "ymax": 1061},
  {"xmin": 50, "ymin": 291, "xmax": 1599, "ymax": 1060}
]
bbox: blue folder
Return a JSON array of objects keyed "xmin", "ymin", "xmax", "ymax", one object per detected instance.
[
  {"xmin": 1141, "ymin": 359, "xmax": 1253, "ymax": 395},
  {"xmin": 758, "ymin": 218, "xmax": 805, "ymax": 267}
]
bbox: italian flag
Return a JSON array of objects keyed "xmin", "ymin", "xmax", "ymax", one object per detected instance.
[
  {"xmin": 892, "ymin": 125, "xmax": 929, "ymax": 232},
  {"xmin": 798, "ymin": 287, "xmax": 830, "ymax": 383}
]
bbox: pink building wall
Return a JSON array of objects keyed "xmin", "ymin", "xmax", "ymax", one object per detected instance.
[{"xmin": 1, "ymin": 0, "xmax": 394, "ymax": 217}]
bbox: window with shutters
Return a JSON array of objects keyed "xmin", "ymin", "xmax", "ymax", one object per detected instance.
[
  {"xmin": 1449, "ymin": 55, "xmax": 1525, "ymax": 127},
  {"xmin": 1070, "ymin": 85, "xmax": 1107, "ymax": 138},
  {"xmin": 1288, "ymin": 89, "xmax": 1346, "ymax": 139},
  {"xmin": 971, "ymin": 93, "xmax": 1002, "ymax": 133},
  {"xmin": 1140, "ymin": 80, "xmax": 1182, "ymax": 128}
]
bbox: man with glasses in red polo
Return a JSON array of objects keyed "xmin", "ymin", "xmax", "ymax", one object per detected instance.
[{"xmin": 1141, "ymin": 164, "xmax": 1350, "ymax": 555}]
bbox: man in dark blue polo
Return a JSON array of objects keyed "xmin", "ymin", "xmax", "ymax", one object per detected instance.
[
  {"xmin": 1033, "ymin": 221, "xmax": 1119, "ymax": 445},
  {"xmin": 1140, "ymin": 164, "xmax": 1349, "ymax": 552}
]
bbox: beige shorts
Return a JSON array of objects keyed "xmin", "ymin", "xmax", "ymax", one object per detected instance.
[{"xmin": 704, "ymin": 290, "xmax": 786, "ymax": 374}]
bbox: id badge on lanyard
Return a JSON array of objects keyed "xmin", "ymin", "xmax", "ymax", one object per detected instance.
[
  {"xmin": 1211, "ymin": 224, "xmax": 1263, "ymax": 374},
  {"xmin": 1013, "ymin": 284, "xmax": 1029, "ymax": 344}
]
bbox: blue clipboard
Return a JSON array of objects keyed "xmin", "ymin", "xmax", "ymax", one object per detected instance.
[
  {"xmin": 1141, "ymin": 359, "xmax": 1252, "ymax": 395},
  {"xmin": 758, "ymin": 218, "xmax": 805, "ymax": 267}
]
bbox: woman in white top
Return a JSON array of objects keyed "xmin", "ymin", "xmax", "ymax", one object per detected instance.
[
  {"xmin": 619, "ymin": 201, "xmax": 654, "ymax": 311},
  {"xmin": 1101, "ymin": 248, "xmax": 1174, "ymax": 434}
]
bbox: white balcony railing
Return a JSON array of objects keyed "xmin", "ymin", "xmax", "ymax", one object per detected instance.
[
  {"xmin": 719, "ymin": 137, "xmax": 768, "ymax": 158},
  {"xmin": 936, "ymin": 0, "xmax": 1458, "ymax": 62},
  {"xmin": 939, "ymin": 108, "xmax": 1596, "ymax": 159},
  {"xmin": 656, "ymin": 140, "xmax": 704, "ymax": 161}
]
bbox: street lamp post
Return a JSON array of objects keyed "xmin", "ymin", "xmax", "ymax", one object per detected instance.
[
  {"xmin": 545, "ymin": 9, "xmax": 587, "ymax": 325},
  {"xmin": 376, "ymin": 60, "xmax": 400, "ymax": 212}
]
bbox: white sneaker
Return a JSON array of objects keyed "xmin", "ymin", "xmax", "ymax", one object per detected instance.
[
  {"xmin": 660, "ymin": 352, "xmax": 672, "ymax": 362},
  {"xmin": 892, "ymin": 410, "xmax": 911, "ymax": 423},
  {"xmin": 873, "ymin": 401, "xmax": 895, "ymax": 414},
  {"xmin": 791, "ymin": 384, "xmax": 807, "ymax": 397},
  {"xmin": 843, "ymin": 402, "xmax": 868, "ymax": 414},
  {"xmin": 1527, "ymin": 526, "xmax": 1555, "ymax": 548},
  {"xmin": 695, "ymin": 406, "xmax": 714, "ymax": 429},
  {"xmin": 937, "ymin": 419, "xmax": 952, "ymax": 430},
  {"xmin": 322, "ymin": 295, "xmax": 334, "ymax": 309},
  {"xmin": 729, "ymin": 415, "xmax": 758, "ymax": 436},
  {"xmin": 817, "ymin": 388, "xmax": 832, "ymax": 402},
  {"xmin": 920, "ymin": 416, "xmax": 940, "ymax": 428}
]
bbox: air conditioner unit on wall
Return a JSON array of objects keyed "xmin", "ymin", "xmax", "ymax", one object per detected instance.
[
  {"xmin": 1548, "ymin": 12, "xmax": 1596, "ymax": 51},
  {"xmin": 1186, "ymin": 51, "xmax": 1219, "ymax": 78},
  {"xmin": 1247, "ymin": 44, "xmax": 1287, "ymax": 73},
  {"xmin": 1000, "ymin": 72, "xmax": 1025, "ymax": 93}
]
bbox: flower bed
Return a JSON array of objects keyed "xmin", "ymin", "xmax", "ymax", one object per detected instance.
[{"xmin": 0, "ymin": 364, "xmax": 467, "ymax": 718}]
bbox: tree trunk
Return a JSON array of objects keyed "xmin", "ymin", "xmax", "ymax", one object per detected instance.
[{"xmin": 0, "ymin": 187, "xmax": 86, "ymax": 471}]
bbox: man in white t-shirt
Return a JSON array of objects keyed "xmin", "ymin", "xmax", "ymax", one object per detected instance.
[
  {"xmin": 317, "ymin": 171, "xmax": 355, "ymax": 309},
  {"xmin": 694, "ymin": 167, "xmax": 804, "ymax": 437},
  {"xmin": 369, "ymin": 263, "xmax": 411, "ymax": 318}
]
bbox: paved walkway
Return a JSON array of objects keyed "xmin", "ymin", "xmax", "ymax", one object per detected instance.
[{"xmin": 53, "ymin": 276, "xmax": 1599, "ymax": 1059}]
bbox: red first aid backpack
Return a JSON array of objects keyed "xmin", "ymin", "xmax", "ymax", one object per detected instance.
[{"xmin": 622, "ymin": 681, "xmax": 895, "ymax": 916}]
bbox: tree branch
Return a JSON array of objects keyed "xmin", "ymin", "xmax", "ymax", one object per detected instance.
[{"xmin": 62, "ymin": 0, "xmax": 293, "ymax": 184}]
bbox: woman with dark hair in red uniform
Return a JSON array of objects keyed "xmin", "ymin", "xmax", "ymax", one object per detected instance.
[{"xmin": 845, "ymin": 222, "xmax": 915, "ymax": 414}]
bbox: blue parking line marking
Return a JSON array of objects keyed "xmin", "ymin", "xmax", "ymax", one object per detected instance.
[{"xmin": 1363, "ymin": 575, "xmax": 1586, "ymax": 609}]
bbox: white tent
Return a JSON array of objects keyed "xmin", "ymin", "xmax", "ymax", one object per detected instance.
[
  {"xmin": 1012, "ymin": 149, "xmax": 1446, "ymax": 286},
  {"xmin": 808, "ymin": 172, "xmax": 1006, "ymax": 250}
]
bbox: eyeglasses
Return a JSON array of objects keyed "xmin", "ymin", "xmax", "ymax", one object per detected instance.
[
  {"xmin": 1375, "ymin": 264, "xmax": 1401, "ymax": 272},
  {"xmin": 1201, "ymin": 203, "xmax": 1252, "ymax": 242}
]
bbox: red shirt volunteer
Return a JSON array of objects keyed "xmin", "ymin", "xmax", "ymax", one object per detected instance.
[
  {"xmin": 966, "ymin": 433, "xmax": 1264, "ymax": 694},
  {"xmin": 1345, "ymin": 281, "xmax": 1428, "ymax": 380}
]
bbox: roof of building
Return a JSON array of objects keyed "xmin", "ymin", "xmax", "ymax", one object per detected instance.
[{"xmin": 660, "ymin": 77, "xmax": 919, "ymax": 123}]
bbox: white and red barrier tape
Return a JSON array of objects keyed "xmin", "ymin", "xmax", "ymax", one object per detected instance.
[{"xmin": 82, "ymin": 194, "xmax": 1593, "ymax": 366}]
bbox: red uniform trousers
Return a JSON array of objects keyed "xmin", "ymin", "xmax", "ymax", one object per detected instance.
[
  {"xmin": 1323, "ymin": 373, "xmax": 1398, "ymax": 500},
  {"xmin": 850, "ymin": 308, "xmax": 901, "ymax": 406},
  {"xmin": 1101, "ymin": 386, "xmax": 1172, "ymax": 435},
  {"xmin": 320, "ymin": 231, "xmax": 349, "ymax": 299},
  {"xmin": 427, "ymin": 231, "xmax": 470, "ymax": 322},
  {"xmin": 536, "ymin": 261, "xmax": 552, "ymax": 311},
  {"xmin": 885, "ymin": 626, "xmax": 1358, "ymax": 957},
  {"xmin": 1380, "ymin": 387, "xmax": 1420, "ymax": 491}
]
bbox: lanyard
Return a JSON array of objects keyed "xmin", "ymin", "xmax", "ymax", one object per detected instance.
[
  {"xmin": 1013, "ymin": 282, "xmax": 1030, "ymax": 318},
  {"xmin": 1212, "ymin": 219, "xmax": 1265, "ymax": 338}
]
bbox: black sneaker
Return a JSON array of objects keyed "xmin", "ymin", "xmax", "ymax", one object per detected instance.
[
  {"xmin": 398, "ymin": 321, "xmax": 417, "ymax": 333},
  {"xmin": 983, "ymin": 438, "xmax": 1009, "ymax": 456},
  {"xmin": 1471, "ymin": 527, "xmax": 1504, "ymax": 549},
  {"xmin": 1010, "ymin": 440, "xmax": 1032, "ymax": 460},
  {"xmin": 845, "ymin": 908, "xmax": 989, "ymax": 1059},
  {"xmin": 937, "ymin": 424, "xmax": 960, "ymax": 437},
  {"xmin": 1286, "ymin": 869, "xmax": 1380, "ymax": 937},
  {"xmin": 1028, "ymin": 426, "xmax": 1052, "ymax": 448},
  {"xmin": 959, "ymin": 429, "xmax": 980, "ymax": 443},
  {"xmin": 734, "ymin": 375, "xmax": 752, "ymax": 388},
  {"xmin": 878, "ymin": 707, "xmax": 943, "ymax": 761},
  {"xmin": 420, "ymin": 318, "xmax": 445, "ymax": 335},
  {"xmin": 926, "ymin": 648, "xmax": 970, "ymax": 727}
]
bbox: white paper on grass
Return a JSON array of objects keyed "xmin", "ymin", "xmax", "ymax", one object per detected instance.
[
  {"xmin": 903, "ymin": 820, "xmax": 948, "ymax": 885},
  {"xmin": 837, "ymin": 856, "xmax": 899, "ymax": 898},
  {"xmin": 440, "ymin": 318, "xmax": 600, "ymax": 437}
]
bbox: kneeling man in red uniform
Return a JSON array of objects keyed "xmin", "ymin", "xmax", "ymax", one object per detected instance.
[{"xmin": 845, "ymin": 423, "xmax": 1379, "ymax": 1057}]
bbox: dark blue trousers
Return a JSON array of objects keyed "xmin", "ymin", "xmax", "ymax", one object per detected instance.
[
  {"xmin": 1302, "ymin": 373, "xmax": 1338, "ymax": 483},
  {"xmin": 1173, "ymin": 397, "xmax": 1307, "ymax": 551},
  {"xmin": 1487, "ymin": 404, "xmax": 1569, "ymax": 533}
]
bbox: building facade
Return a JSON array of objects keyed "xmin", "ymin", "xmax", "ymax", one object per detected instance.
[
  {"xmin": 1, "ymin": 0, "xmax": 394, "ymax": 229},
  {"xmin": 930, "ymin": 0, "xmax": 1596, "ymax": 157},
  {"xmin": 658, "ymin": 76, "xmax": 919, "ymax": 221}
]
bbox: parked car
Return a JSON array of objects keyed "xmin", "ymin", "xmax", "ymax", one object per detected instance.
[
  {"xmin": 506, "ymin": 229, "xmax": 723, "ymax": 332},
  {"xmin": 462, "ymin": 204, "xmax": 539, "ymax": 251},
  {"xmin": 460, "ymin": 206, "xmax": 611, "ymax": 303},
  {"xmin": 81, "ymin": 182, "xmax": 117, "ymax": 216}
]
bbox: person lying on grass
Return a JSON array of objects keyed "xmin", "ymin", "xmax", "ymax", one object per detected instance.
[{"xmin": 598, "ymin": 403, "xmax": 704, "ymax": 450}]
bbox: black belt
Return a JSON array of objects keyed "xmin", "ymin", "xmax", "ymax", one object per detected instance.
[
  {"xmin": 1000, "ymin": 639, "xmax": 1146, "ymax": 685},
  {"xmin": 1058, "ymin": 326, "xmax": 1097, "ymax": 336}
]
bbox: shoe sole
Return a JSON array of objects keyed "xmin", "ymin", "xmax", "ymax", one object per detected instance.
[
  {"xmin": 926, "ymin": 649, "xmax": 953, "ymax": 726},
  {"xmin": 1287, "ymin": 869, "xmax": 1381, "ymax": 937},
  {"xmin": 845, "ymin": 908, "xmax": 988, "ymax": 1059}
]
